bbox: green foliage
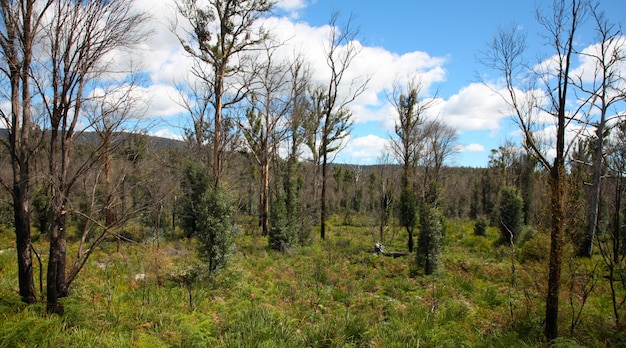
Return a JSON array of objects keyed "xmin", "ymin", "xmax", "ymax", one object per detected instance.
[
  {"xmin": 268, "ymin": 185, "xmax": 297, "ymax": 252},
  {"xmin": 399, "ymin": 187, "xmax": 418, "ymax": 251},
  {"xmin": 178, "ymin": 161, "xmax": 237, "ymax": 276},
  {"xmin": 196, "ymin": 186, "xmax": 238, "ymax": 275},
  {"xmin": 31, "ymin": 185, "xmax": 50, "ymax": 234},
  {"xmin": 498, "ymin": 186, "xmax": 523, "ymax": 245},
  {"xmin": 1, "ymin": 216, "xmax": 625, "ymax": 346},
  {"xmin": 399, "ymin": 187, "xmax": 417, "ymax": 229},
  {"xmin": 474, "ymin": 215, "xmax": 488, "ymax": 237},
  {"xmin": 416, "ymin": 203, "xmax": 444, "ymax": 275},
  {"xmin": 179, "ymin": 162, "xmax": 211, "ymax": 239}
]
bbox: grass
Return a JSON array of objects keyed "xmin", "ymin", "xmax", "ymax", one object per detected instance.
[{"xmin": 0, "ymin": 217, "xmax": 624, "ymax": 347}]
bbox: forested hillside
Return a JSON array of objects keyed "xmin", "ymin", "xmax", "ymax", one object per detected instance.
[{"xmin": 1, "ymin": 0, "xmax": 625, "ymax": 346}]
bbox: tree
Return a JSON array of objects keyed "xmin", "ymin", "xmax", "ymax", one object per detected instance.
[
  {"xmin": 399, "ymin": 187, "xmax": 418, "ymax": 252},
  {"xmin": 314, "ymin": 13, "xmax": 369, "ymax": 240},
  {"xmin": 482, "ymin": 0, "xmax": 588, "ymax": 340},
  {"xmin": 416, "ymin": 202, "xmax": 444, "ymax": 275},
  {"xmin": 41, "ymin": 0, "xmax": 148, "ymax": 314},
  {"xmin": 268, "ymin": 54, "xmax": 311, "ymax": 250},
  {"xmin": 240, "ymin": 41, "xmax": 291, "ymax": 236},
  {"xmin": 180, "ymin": 162, "xmax": 237, "ymax": 275},
  {"xmin": 498, "ymin": 186, "xmax": 524, "ymax": 245},
  {"xmin": 595, "ymin": 119, "xmax": 626, "ymax": 326},
  {"xmin": 388, "ymin": 77, "xmax": 436, "ymax": 251},
  {"xmin": 0, "ymin": 0, "xmax": 53, "ymax": 304},
  {"xmin": 176, "ymin": 0, "xmax": 273, "ymax": 188},
  {"xmin": 419, "ymin": 119, "xmax": 458, "ymax": 205},
  {"xmin": 573, "ymin": 6, "xmax": 626, "ymax": 257}
]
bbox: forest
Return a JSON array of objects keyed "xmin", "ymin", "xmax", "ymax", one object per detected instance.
[{"xmin": 1, "ymin": 0, "xmax": 625, "ymax": 346}]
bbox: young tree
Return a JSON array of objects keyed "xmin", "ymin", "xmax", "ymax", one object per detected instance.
[
  {"xmin": 416, "ymin": 202, "xmax": 444, "ymax": 275},
  {"xmin": 41, "ymin": 0, "xmax": 148, "ymax": 314},
  {"xmin": 481, "ymin": 0, "xmax": 588, "ymax": 340},
  {"xmin": 179, "ymin": 162, "xmax": 237, "ymax": 275},
  {"xmin": 0, "ymin": 0, "xmax": 53, "ymax": 304},
  {"xmin": 176, "ymin": 0, "xmax": 273, "ymax": 188},
  {"xmin": 498, "ymin": 186, "xmax": 524, "ymax": 245}
]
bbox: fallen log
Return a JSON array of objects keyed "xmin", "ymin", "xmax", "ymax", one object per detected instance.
[{"xmin": 373, "ymin": 243, "xmax": 410, "ymax": 258}]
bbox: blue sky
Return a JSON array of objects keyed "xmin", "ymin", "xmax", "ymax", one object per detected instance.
[{"xmin": 127, "ymin": 0, "xmax": 626, "ymax": 167}]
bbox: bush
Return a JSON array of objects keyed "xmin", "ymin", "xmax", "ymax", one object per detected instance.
[
  {"xmin": 498, "ymin": 186, "xmax": 523, "ymax": 245},
  {"xmin": 474, "ymin": 215, "xmax": 488, "ymax": 237},
  {"xmin": 268, "ymin": 186, "xmax": 297, "ymax": 252},
  {"xmin": 416, "ymin": 203, "xmax": 444, "ymax": 275},
  {"xmin": 196, "ymin": 186, "xmax": 238, "ymax": 275},
  {"xmin": 179, "ymin": 162, "xmax": 238, "ymax": 276}
]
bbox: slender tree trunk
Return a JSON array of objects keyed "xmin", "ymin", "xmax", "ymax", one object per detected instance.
[
  {"xmin": 260, "ymin": 156, "xmax": 269, "ymax": 236},
  {"xmin": 584, "ymin": 109, "xmax": 606, "ymax": 257},
  {"xmin": 213, "ymin": 72, "xmax": 224, "ymax": 188},
  {"xmin": 321, "ymin": 150, "xmax": 328, "ymax": 239},
  {"xmin": 13, "ymin": 189, "xmax": 36, "ymax": 303},
  {"xmin": 545, "ymin": 157, "xmax": 565, "ymax": 342},
  {"xmin": 47, "ymin": 199, "xmax": 67, "ymax": 314}
]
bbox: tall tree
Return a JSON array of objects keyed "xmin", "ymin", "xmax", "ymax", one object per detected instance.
[
  {"xmin": 314, "ymin": 13, "xmax": 369, "ymax": 240},
  {"xmin": 176, "ymin": 0, "xmax": 273, "ymax": 188},
  {"xmin": 41, "ymin": 0, "xmax": 148, "ymax": 314},
  {"xmin": 482, "ymin": 0, "xmax": 588, "ymax": 341},
  {"xmin": 388, "ymin": 77, "xmax": 436, "ymax": 251},
  {"xmin": 240, "ymin": 41, "xmax": 291, "ymax": 236},
  {"xmin": 0, "ymin": 0, "xmax": 52, "ymax": 305},
  {"xmin": 573, "ymin": 6, "xmax": 626, "ymax": 257}
]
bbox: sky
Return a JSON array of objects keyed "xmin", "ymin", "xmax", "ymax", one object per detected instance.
[{"xmin": 129, "ymin": 0, "xmax": 626, "ymax": 168}]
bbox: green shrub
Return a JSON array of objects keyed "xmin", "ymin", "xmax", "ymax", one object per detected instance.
[
  {"xmin": 416, "ymin": 203, "xmax": 444, "ymax": 275},
  {"xmin": 474, "ymin": 215, "xmax": 488, "ymax": 236},
  {"xmin": 498, "ymin": 186, "xmax": 523, "ymax": 245}
]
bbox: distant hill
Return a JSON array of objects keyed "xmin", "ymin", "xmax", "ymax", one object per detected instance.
[{"xmin": 0, "ymin": 128, "xmax": 186, "ymax": 150}]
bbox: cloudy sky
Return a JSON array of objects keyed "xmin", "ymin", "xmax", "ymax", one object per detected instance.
[{"xmin": 130, "ymin": 0, "xmax": 626, "ymax": 167}]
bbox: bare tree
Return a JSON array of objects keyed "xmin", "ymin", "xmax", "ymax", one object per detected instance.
[
  {"xmin": 175, "ymin": 0, "xmax": 273, "ymax": 188},
  {"xmin": 573, "ymin": 5, "xmax": 626, "ymax": 257},
  {"xmin": 419, "ymin": 119, "xmax": 458, "ymax": 205},
  {"xmin": 0, "ymin": 0, "xmax": 53, "ymax": 304},
  {"xmin": 239, "ymin": 41, "xmax": 291, "ymax": 235},
  {"xmin": 481, "ymin": 0, "xmax": 588, "ymax": 341},
  {"xmin": 314, "ymin": 13, "xmax": 369, "ymax": 240},
  {"xmin": 40, "ymin": 0, "xmax": 148, "ymax": 314}
]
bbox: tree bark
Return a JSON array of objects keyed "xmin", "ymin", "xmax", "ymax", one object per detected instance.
[
  {"xmin": 545, "ymin": 163, "xmax": 565, "ymax": 341},
  {"xmin": 321, "ymin": 150, "xmax": 328, "ymax": 239},
  {"xmin": 13, "ymin": 191, "xmax": 36, "ymax": 303}
]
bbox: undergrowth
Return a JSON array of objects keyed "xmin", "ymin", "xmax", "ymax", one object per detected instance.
[{"xmin": 0, "ymin": 217, "xmax": 624, "ymax": 347}]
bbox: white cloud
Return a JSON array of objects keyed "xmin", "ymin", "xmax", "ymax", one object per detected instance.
[
  {"xmin": 340, "ymin": 134, "xmax": 388, "ymax": 164},
  {"xmin": 151, "ymin": 127, "xmax": 184, "ymax": 140},
  {"xmin": 274, "ymin": 0, "xmax": 308, "ymax": 18},
  {"xmin": 434, "ymin": 83, "xmax": 509, "ymax": 131},
  {"xmin": 458, "ymin": 143, "xmax": 485, "ymax": 152}
]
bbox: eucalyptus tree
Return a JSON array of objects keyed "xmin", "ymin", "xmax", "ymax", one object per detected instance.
[
  {"xmin": 482, "ymin": 0, "xmax": 588, "ymax": 341},
  {"xmin": 573, "ymin": 6, "xmax": 626, "ymax": 257},
  {"xmin": 239, "ymin": 40, "xmax": 291, "ymax": 236},
  {"xmin": 41, "ymin": 0, "xmax": 148, "ymax": 314},
  {"xmin": 176, "ymin": 0, "xmax": 273, "ymax": 188},
  {"xmin": 0, "ymin": 0, "xmax": 53, "ymax": 305},
  {"xmin": 313, "ymin": 13, "xmax": 369, "ymax": 240},
  {"xmin": 419, "ymin": 119, "xmax": 458, "ymax": 205},
  {"xmin": 388, "ymin": 77, "xmax": 436, "ymax": 252}
]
